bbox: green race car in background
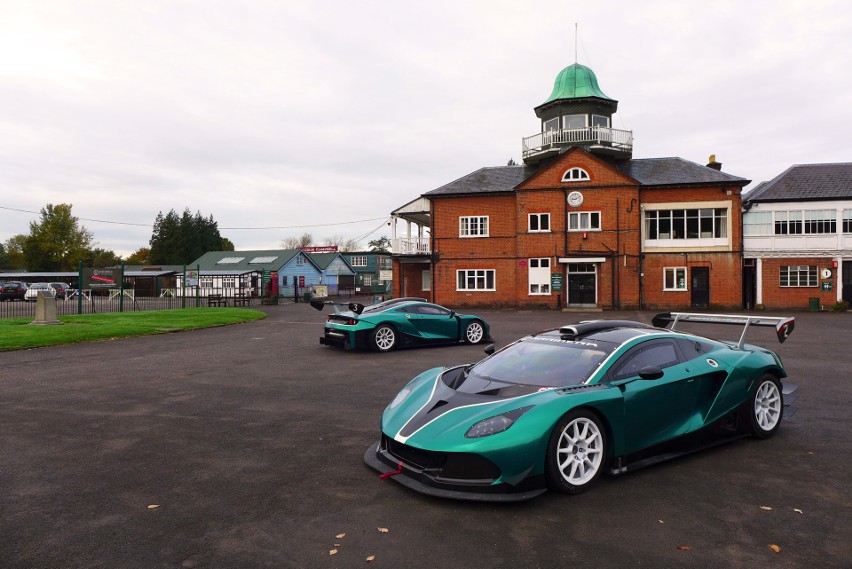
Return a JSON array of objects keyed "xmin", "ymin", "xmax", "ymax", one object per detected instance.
[
  {"xmin": 313, "ymin": 297, "xmax": 491, "ymax": 352},
  {"xmin": 365, "ymin": 313, "xmax": 797, "ymax": 501}
]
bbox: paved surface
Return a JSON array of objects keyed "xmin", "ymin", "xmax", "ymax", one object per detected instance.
[{"xmin": 1, "ymin": 304, "xmax": 850, "ymax": 568}]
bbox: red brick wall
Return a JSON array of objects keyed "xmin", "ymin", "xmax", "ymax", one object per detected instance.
[
  {"xmin": 641, "ymin": 252, "xmax": 743, "ymax": 310},
  {"xmin": 758, "ymin": 258, "xmax": 837, "ymax": 310}
]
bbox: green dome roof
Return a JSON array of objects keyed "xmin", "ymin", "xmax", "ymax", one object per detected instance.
[{"xmin": 544, "ymin": 63, "xmax": 613, "ymax": 103}]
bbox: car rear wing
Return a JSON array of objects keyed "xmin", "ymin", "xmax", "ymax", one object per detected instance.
[
  {"xmin": 310, "ymin": 300, "xmax": 366, "ymax": 315},
  {"xmin": 651, "ymin": 312, "xmax": 795, "ymax": 349}
]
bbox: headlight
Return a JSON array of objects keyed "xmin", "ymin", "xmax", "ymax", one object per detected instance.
[
  {"xmin": 465, "ymin": 406, "xmax": 533, "ymax": 438},
  {"xmin": 388, "ymin": 386, "xmax": 413, "ymax": 410}
]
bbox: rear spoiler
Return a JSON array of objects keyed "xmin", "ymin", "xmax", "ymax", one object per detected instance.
[
  {"xmin": 652, "ymin": 312, "xmax": 795, "ymax": 349},
  {"xmin": 310, "ymin": 300, "xmax": 365, "ymax": 315}
]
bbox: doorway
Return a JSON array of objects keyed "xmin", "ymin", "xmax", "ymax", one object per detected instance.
[
  {"xmin": 691, "ymin": 267, "xmax": 710, "ymax": 308},
  {"xmin": 567, "ymin": 263, "xmax": 597, "ymax": 306}
]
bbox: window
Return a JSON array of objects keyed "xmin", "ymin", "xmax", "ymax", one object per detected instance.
[
  {"xmin": 591, "ymin": 114, "xmax": 609, "ymax": 127},
  {"xmin": 457, "ymin": 269, "xmax": 496, "ymax": 291},
  {"xmin": 844, "ymin": 209, "xmax": 852, "ymax": 234},
  {"xmin": 563, "ymin": 114, "xmax": 586, "ymax": 129},
  {"xmin": 529, "ymin": 213, "xmax": 551, "ymax": 232},
  {"xmin": 804, "ymin": 210, "xmax": 837, "ymax": 234},
  {"xmin": 422, "ymin": 270, "xmax": 431, "ymax": 291},
  {"xmin": 459, "ymin": 216, "xmax": 489, "ymax": 237},
  {"xmin": 561, "ymin": 167, "xmax": 590, "ymax": 182},
  {"xmin": 780, "ymin": 265, "xmax": 817, "ymax": 287},
  {"xmin": 774, "ymin": 210, "xmax": 803, "ymax": 235},
  {"xmin": 663, "ymin": 267, "xmax": 687, "ymax": 291},
  {"xmin": 223, "ymin": 277, "xmax": 235, "ymax": 289},
  {"xmin": 743, "ymin": 212, "xmax": 772, "ymax": 236},
  {"xmin": 568, "ymin": 211, "xmax": 601, "ymax": 231},
  {"xmin": 362, "ymin": 274, "xmax": 372, "ymax": 286},
  {"xmin": 282, "ymin": 276, "xmax": 289, "ymax": 286},
  {"xmin": 216, "ymin": 257, "xmax": 245, "ymax": 265},
  {"xmin": 645, "ymin": 208, "xmax": 727, "ymax": 240},
  {"xmin": 528, "ymin": 258, "xmax": 551, "ymax": 295},
  {"xmin": 248, "ymin": 256, "xmax": 278, "ymax": 264},
  {"xmin": 350, "ymin": 256, "xmax": 368, "ymax": 267},
  {"xmin": 200, "ymin": 276, "xmax": 213, "ymax": 288},
  {"xmin": 296, "ymin": 255, "xmax": 306, "ymax": 265},
  {"xmin": 543, "ymin": 117, "xmax": 559, "ymax": 132},
  {"xmin": 610, "ymin": 340, "xmax": 682, "ymax": 381}
]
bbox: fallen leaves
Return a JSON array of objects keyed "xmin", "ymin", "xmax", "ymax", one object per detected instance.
[
  {"xmin": 769, "ymin": 544, "xmax": 782, "ymax": 553},
  {"xmin": 759, "ymin": 506, "xmax": 773, "ymax": 511},
  {"xmin": 377, "ymin": 527, "xmax": 389, "ymax": 533},
  {"xmin": 676, "ymin": 545, "xmax": 691, "ymax": 551},
  {"xmin": 326, "ymin": 528, "xmax": 388, "ymax": 561},
  {"xmin": 147, "ymin": 504, "xmax": 160, "ymax": 509}
]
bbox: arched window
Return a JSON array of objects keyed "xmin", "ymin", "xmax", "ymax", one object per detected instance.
[{"xmin": 562, "ymin": 167, "xmax": 590, "ymax": 182}]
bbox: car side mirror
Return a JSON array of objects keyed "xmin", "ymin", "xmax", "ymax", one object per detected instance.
[
  {"xmin": 638, "ymin": 366, "xmax": 664, "ymax": 380},
  {"xmin": 484, "ymin": 344, "xmax": 495, "ymax": 355}
]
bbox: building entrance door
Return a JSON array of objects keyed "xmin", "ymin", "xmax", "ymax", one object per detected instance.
[
  {"xmin": 691, "ymin": 267, "xmax": 710, "ymax": 308},
  {"xmin": 843, "ymin": 261, "xmax": 852, "ymax": 304},
  {"xmin": 567, "ymin": 263, "xmax": 597, "ymax": 305}
]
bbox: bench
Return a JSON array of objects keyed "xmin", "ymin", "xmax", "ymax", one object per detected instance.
[
  {"xmin": 233, "ymin": 292, "xmax": 252, "ymax": 306},
  {"xmin": 207, "ymin": 294, "xmax": 228, "ymax": 307}
]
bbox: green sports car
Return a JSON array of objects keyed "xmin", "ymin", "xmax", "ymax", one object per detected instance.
[
  {"xmin": 364, "ymin": 313, "xmax": 797, "ymax": 501},
  {"xmin": 314, "ymin": 297, "xmax": 491, "ymax": 352}
]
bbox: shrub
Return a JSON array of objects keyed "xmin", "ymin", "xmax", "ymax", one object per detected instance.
[{"xmin": 832, "ymin": 300, "xmax": 849, "ymax": 312}]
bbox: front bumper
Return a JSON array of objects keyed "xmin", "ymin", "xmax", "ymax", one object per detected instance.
[{"xmin": 363, "ymin": 438, "xmax": 546, "ymax": 503}]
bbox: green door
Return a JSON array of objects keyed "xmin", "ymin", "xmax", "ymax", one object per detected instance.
[{"xmin": 608, "ymin": 339, "xmax": 697, "ymax": 452}]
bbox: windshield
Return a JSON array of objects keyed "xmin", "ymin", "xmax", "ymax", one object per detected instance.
[{"xmin": 468, "ymin": 337, "xmax": 612, "ymax": 387}]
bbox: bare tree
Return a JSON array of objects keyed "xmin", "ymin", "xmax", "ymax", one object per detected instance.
[
  {"xmin": 281, "ymin": 232, "xmax": 314, "ymax": 249},
  {"xmin": 323, "ymin": 235, "xmax": 360, "ymax": 252}
]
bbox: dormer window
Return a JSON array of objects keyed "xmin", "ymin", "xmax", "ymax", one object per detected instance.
[{"xmin": 562, "ymin": 167, "xmax": 590, "ymax": 182}]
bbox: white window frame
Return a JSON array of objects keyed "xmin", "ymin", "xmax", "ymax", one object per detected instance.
[
  {"xmin": 456, "ymin": 269, "xmax": 496, "ymax": 292},
  {"xmin": 349, "ymin": 256, "xmax": 368, "ymax": 267},
  {"xmin": 563, "ymin": 114, "xmax": 586, "ymax": 129},
  {"xmin": 528, "ymin": 258, "xmax": 551, "ymax": 295},
  {"xmin": 743, "ymin": 211, "xmax": 773, "ymax": 236},
  {"xmin": 422, "ymin": 270, "xmax": 431, "ymax": 291},
  {"xmin": 459, "ymin": 216, "xmax": 489, "ymax": 238},
  {"xmin": 843, "ymin": 209, "xmax": 852, "ymax": 234},
  {"xmin": 223, "ymin": 277, "xmax": 236, "ymax": 289},
  {"xmin": 591, "ymin": 114, "xmax": 609, "ymax": 127},
  {"xmin": 528, "ymin": 213, "xmax": 551, "ymax": 233},
  {"xmin": 663, "ymin": 267, "xmax": 688, "ymax": 291},
  {"xmin": 561, "ymin": 167, "xmax": 590, "ymax": 182},
  {"xmin": 543, "ymin": 117, "xmax": 560, "ymax": 132},
  {"xmin": 780, "ymin": 265, "xmax": 818, "ymax": 287},
  {"xmin": 568, "ymin": 211, "xmax": 601, "ymax": 231},
  {"xmin": 362, "ymin": 274, "xmax": 372, "ymax": 286}
]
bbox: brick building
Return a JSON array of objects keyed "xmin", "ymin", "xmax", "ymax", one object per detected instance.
[
  {"xmin": 742, "ymin": 162, "xmax": 852, "ymax": 310},
  {"xmin": 391, "ymin": 63, "xmax": 749, "ymax": 310}
]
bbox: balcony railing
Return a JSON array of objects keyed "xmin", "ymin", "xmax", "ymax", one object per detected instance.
[
  {"xmin": 522, "ymin": 126, "xmax": 633, "ymax": 160},
  {"xmin": 392, "ymin": 237, "xmax": 430, "ymax": 255}
]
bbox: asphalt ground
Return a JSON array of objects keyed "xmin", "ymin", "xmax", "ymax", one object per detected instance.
[{"xmin": 1, "ymin": 303, "xmax": 850, "ymax": 568}]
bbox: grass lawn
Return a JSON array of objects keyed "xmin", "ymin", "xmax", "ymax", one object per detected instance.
[{"xmin": 0, "ymin": 308, "xmax": 266, "ymax": 351}]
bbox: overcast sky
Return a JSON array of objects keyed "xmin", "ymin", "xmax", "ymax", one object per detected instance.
[{"xmin": 1, "ymin": 0, "xmax": 850, "ymax": 257}]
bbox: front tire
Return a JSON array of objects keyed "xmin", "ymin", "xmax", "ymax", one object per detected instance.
[
  {"xmin": 751, "ymin": 374, "xmax": 783, "ymax": 438},
  {"xmin": 545, "ymin": 410, "xmax": 606, "ymax": 494},
  {"xmin": 371, "ymin": 324, "xmax": 397, "ymax": 352},
  {"xmin": 463, "ymin": 320, "xmax": 485, "ymax": 344}
]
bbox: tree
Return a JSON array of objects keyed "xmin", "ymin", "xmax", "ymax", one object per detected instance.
[
  {"xmin": 149, "ymin": 209, "xmax": 229, "ymax": 265},
  {"xmin": 281, "ymin": 233, "xmax": 313, "ymax": 249},
  {"xmin": 84, "ymin": 248, "xmax": 122, "ymax": 268},
  {"xmin": 125, "ymin": 247, "xmax": 151, "ymax": 265},
  {"xmin": 23, "ymin": 204, "xmax": 94, "ymax": 271},
  {"xmin": 324, "ymin": 235, "xmax": 360, "ymax": 252},
  {"xmin": 507, "ymin": 158, "xmax": 517, "ymax": 166},
  {"xmin": 221, "ymin": 237, "xmax": 235, "ymax": 251},
  {"xmin": 3, "ymin": 235, "xmax": 27, "ymax": 269},
  {"xmin": 368, "ymin": 236, "xmax": 391, "ymax": 253}
]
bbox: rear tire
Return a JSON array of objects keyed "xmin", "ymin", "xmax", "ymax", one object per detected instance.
[
  {"xmin": 545, "ymin": 410, "xmax": 606, "ymax": 494},
  {"xmin": 371, "ymin": 324, "xmax": 397, "ymax": 352},
  {"xmin": 750, "ymin": 374, "xmax": 783, "ymax": 438}
]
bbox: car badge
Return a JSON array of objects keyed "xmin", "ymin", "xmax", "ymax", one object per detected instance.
[{"xmin": 706, "ymin": 358, "xmax": 719, "ymax": 368}]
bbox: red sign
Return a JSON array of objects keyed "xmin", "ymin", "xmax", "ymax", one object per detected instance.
[
  {"xmin": 298, "ymin": 276, "xmax": 305, "ymax": 287},
  {"xmin": 299, "ymin": 246, "xmax": 338, "ymax": 253}
]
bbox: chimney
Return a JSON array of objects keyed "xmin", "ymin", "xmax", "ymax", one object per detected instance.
[{"xmin": 706, "ymin": 154, "xmax": 722, "ymax": 171}]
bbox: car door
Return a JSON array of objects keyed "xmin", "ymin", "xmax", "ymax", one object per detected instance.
[
  {"xmin": 407, "ymin": 304, "xmax": 459, "ymax": 340},
  {"xmin": 607, "ymin": 339, "xmax": 699, "ymax": 453}
]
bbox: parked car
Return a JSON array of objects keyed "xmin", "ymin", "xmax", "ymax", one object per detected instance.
[
  {"xmin": 25, "ymin": 282, "xmax": 58, "ymax": 301},
  {"xmin": 50, "ymin": 282, "xmax": 72, "ymax": 299},
  {"xmin": 365, "ymin": 312, "xmax": 797, "ymax": 501},
  {"xmin": 313, "ymin": 297, "xmax": 491, "ymax": 352},
  {"xmin": 0, "ymin": 281, "xmax": 28, "ymax": 301}
]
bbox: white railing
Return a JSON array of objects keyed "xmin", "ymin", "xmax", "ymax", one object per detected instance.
[
  {"xmin": 522, "ymin": 126, "xmax": 633, "ymax": 159},
  {"xmin": 392, "ymin": 237, "xmax": 430, "ymax": 255}
]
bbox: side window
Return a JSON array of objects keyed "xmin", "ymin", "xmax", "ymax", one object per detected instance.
[
  {"xmin": 416, "ymin": 304, "xmax": 451, "ymax": 316},
  {"xmin": 610, "ymin": 340, "xmax": 682, "ymax": 381},
  {"xmin": 676, "ymin": 338, "xmax": 714, "ymax": 362}
]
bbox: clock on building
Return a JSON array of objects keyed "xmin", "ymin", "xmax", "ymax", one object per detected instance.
[{"xmin": 567, "ymin": 191, "xmax": 584, "ymax": 207}]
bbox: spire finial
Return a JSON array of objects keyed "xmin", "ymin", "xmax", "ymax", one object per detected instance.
[{"xmin": 574, "ymin": 23, "xmax": 578, "ymax": 64}]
